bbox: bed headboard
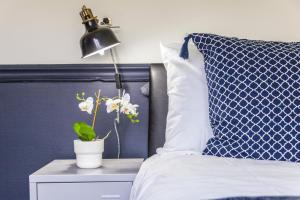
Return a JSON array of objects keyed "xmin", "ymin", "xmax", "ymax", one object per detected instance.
[{"xmin": 148, "ymin": 64, "xmax": 168, "ymax": 156}]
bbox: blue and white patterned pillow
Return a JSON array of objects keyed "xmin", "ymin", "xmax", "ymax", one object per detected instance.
[{"xmin": 180, "ymin": 33, "xmax": 300, "ymax": 162}]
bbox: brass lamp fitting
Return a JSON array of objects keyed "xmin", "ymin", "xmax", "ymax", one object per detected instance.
[{"xmin": 80, "ymin": 5, "xmax": 99, "ymax": 24}]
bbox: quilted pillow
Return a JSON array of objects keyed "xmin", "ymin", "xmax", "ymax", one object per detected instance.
[{"xmin": 180, "ymin": 33, "xmax": 300, "ymax": 162}]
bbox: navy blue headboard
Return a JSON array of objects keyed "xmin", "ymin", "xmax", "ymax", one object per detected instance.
[{"xmin": 0, "ymin": 64, "xmax": 149, "ymax": 200}]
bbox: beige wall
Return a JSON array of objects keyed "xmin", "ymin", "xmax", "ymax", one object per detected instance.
[{"xmin": 0, "ymin": 0, "xmax": 299, "ymax": 64}]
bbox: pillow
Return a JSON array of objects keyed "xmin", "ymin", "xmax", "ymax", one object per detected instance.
[
  {"xmin": 180, "ymin": 33, "xmax": 300, "ymax": 162},
  {"xmin": 160, "ymin": 43, "xmax": 213, "ymax": 153}
]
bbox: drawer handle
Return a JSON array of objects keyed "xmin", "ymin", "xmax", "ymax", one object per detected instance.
[{"xmin": 101, "ymin": 194, "xmax": 121, "ymax": 199}]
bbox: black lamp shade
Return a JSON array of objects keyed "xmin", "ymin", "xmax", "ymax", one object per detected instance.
[
  {"xmin": 79, "ymin": 6, "xmax": 123, "ymax": 89},
  {"xmin": 80, "ymin": 23, "xmax": 120, "ymax": 58}
]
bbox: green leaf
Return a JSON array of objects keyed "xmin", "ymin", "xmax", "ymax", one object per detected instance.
[{"xmin": 73, "ymin": 122, "xmax": 96, "ymax": 141}]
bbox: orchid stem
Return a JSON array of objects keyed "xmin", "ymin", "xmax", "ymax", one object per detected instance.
[{"xmin": 92, "ymin": 89, "xmax": 101, "ymax": 129}]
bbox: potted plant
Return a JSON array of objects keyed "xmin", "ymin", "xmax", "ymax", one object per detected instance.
[{"xmin": 73, "ymin": 89, "xmax": 139, "ymax": 169}]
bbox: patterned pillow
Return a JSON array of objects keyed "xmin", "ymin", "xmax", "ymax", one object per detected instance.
[{"xmin": 180, "ymin": 33, "xmax": 300, "ymax": 162}]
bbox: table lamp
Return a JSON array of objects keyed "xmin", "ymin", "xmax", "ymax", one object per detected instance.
[{"xmin": 79, "ymin": 5, "xmax": 122, "ymax": 158}]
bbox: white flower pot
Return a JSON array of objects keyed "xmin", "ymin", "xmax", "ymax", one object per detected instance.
[{"xmin": 74, "ymin": 139, "xmax": 104, "ymax": 169}]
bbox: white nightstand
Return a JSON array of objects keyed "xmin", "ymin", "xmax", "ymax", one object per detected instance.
[{"xmin": 29, "ymin": 159, "xmax": 143, "ymax": 200}]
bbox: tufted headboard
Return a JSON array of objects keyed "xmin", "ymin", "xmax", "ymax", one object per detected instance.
[{"xmin": 148, "ymin": 64, "xmax": 168, "ymax": 156}]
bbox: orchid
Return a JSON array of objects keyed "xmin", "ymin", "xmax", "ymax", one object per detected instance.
[
  {"xmin": 119, "ymin": 92, "xmax": 139, "ymax": 116},
  {"xmin": 78, "ymin": 97, "xmax": 94, "ymax": 114},
  {"xmin": 106, "ymin": 98, "xmax": 121, "ymax": 113},
  {"xmin": 121, "ymin": 102, "xmax": 139, "ymax": 116},
  {"xmin": 121, "ymin": 92, "xmax": 130, "ymax": 104},
  {"xmin": 105, "ymin": 92, "xmax": 139, "ymax": 116},
  {"xmin": 119, "ymin": 92, "xmax": 137, "ymax": 115},
  {"xmin": 111, "ymin": 92, "xmax": 140, "ymax": 123},
  {"xmin": 73, "ymin": 89, "xmax": 140, "ymax": 142}
]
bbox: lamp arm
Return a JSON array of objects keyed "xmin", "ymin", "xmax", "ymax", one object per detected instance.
[
  {"xmin": 110, "ymin": 48, "xmax": 122, "ymax": 159},
  {"xmin": 110, "ymin": 49, "xmax": 122, "ymax": 89}
]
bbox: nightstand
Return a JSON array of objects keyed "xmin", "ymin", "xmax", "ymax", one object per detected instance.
[{"xmin": 29, "ymin": 159, "xmax": 143, "ymax": 200}]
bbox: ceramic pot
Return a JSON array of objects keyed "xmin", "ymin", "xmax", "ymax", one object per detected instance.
[{"xmin": 74, "ymin": 139, "xmax": 104, "ymax": 168}]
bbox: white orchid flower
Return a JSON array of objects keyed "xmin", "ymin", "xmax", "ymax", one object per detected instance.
[
  {"xmin": 78, "ymin": 97, "xmax": 94, "ymax": 114},
  {"xmin": 118, "ymin": 92, "xmax": 139, "ymax": 115},
  {"xmin": 121, "ymin": 102, "xmax": 139, "ymax": 115},
  {"xmin": 105, "ymin": 92, "xmax": 139, "ymax": 118},
  {"xmin": 106, "ymin": 98, "xmax": 121, "ymax": 113},
  {"xmin": 121, "ymin": 93, "xmax": 130, "ymax": 104}
]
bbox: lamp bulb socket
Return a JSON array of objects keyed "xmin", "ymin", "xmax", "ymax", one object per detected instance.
[{"xmin": 80, "ymin": 5, "xmax": 98, "ymax": 24}]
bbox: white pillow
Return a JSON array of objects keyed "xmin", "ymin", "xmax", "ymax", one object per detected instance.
[{"xmin": 159, "ymin": 43, "xmax": 213, "ymax": 153}]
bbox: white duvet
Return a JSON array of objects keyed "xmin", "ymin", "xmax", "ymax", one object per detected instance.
[{"xmin": 130, "ymin": 151, "xmax": 300, "ymax": 200}]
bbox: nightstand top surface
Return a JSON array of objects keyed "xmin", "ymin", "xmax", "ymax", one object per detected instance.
[{"xmin": 30, "ymin": 159, "xmax": 144, "ymax": 183}]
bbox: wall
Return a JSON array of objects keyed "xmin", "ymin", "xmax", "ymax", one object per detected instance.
[{"xmin": 0, "ymin": 0, "xmax": 300, "ymax": 64}]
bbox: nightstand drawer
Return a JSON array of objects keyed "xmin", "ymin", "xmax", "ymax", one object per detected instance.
[{"xmin": 37, "ymin": 182, "xmax": 132, "ymax": 200}]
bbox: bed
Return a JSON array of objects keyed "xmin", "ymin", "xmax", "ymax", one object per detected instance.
[{"xmin": 130, "ymin": 63, "xmax": 300, "ymax": 200}]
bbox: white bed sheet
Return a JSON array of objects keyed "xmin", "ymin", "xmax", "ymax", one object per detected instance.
[{"xmin": 130, "ymin": 151, "xmax": 300, "ymax": 200}]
